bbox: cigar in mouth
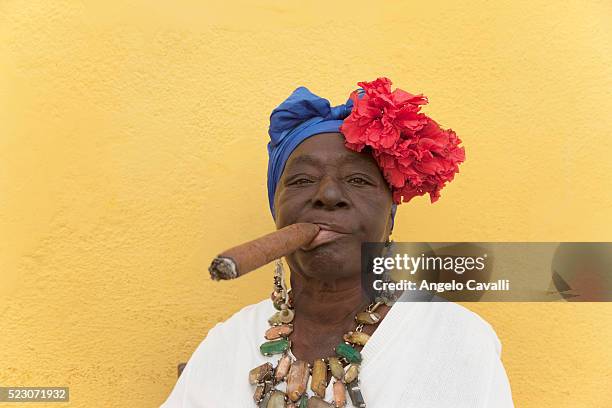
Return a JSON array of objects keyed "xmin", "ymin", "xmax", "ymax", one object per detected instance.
[{"xmin": 208, "ymin": 223, "xmax": 320, "ymax": 280}]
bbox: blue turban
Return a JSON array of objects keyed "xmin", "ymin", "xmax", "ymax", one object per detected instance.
[{"xmin": 266, "ymin": 86, "xmax": 398, "ymax": 233}]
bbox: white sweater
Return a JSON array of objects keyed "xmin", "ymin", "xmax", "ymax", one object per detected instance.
[{"xmin": 160, "ymin": 298, "xmax": 514, "ymax": 407}]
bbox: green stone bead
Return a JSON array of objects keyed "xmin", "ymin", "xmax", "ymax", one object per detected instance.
[
  {"xmin": 335, "ymin": 342, "xmax": 362, "ymax": 364},
  {"xmin": 298, "ymin": 394, "xmax": 308, "ymax": 408},
  {"xmin": 260, "ymin": 338, "xmax": 291, "ymax": 356}
]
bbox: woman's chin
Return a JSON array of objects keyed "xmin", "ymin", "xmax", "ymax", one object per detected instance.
[{"xmin": 294, "ymin": 243, "xmax": 361, "ymax": 280}]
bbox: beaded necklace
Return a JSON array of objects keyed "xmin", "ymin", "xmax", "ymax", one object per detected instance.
[{"xmin": 248, "ymin": 261, "xmax": 387, "ymax": 408}]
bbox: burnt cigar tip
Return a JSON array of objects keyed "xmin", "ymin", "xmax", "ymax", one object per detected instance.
[{"xmin": 209, "ymin": 256, "xmax": 238, "ymax": 280}]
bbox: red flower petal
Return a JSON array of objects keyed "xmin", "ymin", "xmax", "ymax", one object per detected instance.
[{"xmin": 342, "ymin": 77, "xmax": 465, "ymax": 204}]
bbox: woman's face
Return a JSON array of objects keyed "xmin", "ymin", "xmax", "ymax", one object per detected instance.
[{"xmin": 274, "ymin": 132, "xmax": 393, "ymax": 281}]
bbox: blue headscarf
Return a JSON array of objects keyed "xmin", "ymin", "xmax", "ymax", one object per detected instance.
[{"xmin": 266, "ymin": 86, "xmax": 398, "ymax": 232}]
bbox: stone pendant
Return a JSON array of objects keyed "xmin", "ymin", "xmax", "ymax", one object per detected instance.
[
  {"xmin": 253, "ymin": 381, "xmax": 272, "ymax": 403},
  {"xmin": 265, "ymin": 324, "xmax": 293, "ymax": 340},
  {"xmin": 306, "ymin": 396, "xmax": 333, "ymax": 407},
  {"xmin": 332, "ymin": 380, "xmax": 346, "ymax": 408},
  {"xmin": 327, "ymin": 357, "xmax": 344, "ymax": 380},
  {"xmin": 249, "ymin": 362, "xmax": 273, "ymax": 384},
  {"xmin": 287, "ymin": 360, "xmax": 310, "ymax": 402},
  {"xmin": 274, "ymin": 353, "xmax": 292, "ymax": 381},
  {"xmin": 335, "ymin": 342, "xmax": 362, "ymax": 364},
  {"xmin": 258, "ymin": 390, "xmax": 286, "ymax": 408},
  {"xmin": 268, "ymin": 312, "xmax": 283, "ymax": 326},
  {"xmin": 268, "ymin": 309, "xmax": 295, "ymax": 325},
  {"xmin": 346, "ymin": 380, "xmax": 366, "ymax": 408},
  {"xmin": 310, "ymin": 359, "xmax": 328, "ymax": 398},
  {"xmin": 279, "ymin": 308, "xmax": 295, "ymax": 323},
  {"xmin": 265, "ymin": 390, "xmax": 286, "ymax": 408},
  {"xmin": 343, "ymin": 331, "xmax": 370, "ymax": 346},
  {"xmin": 260, "ymin": 338, "xmax": 290, "ymax": 356},
  {"xmin": 344, "ymin": 364, "xmax": 359, "ymax": 384},
  {"xmin": 355, "ymin": 312, "xmax": 380, "ymax": 325},
  {"xmin": 271, "ymin": 290, "xmax": 285, "ymax": 310}
]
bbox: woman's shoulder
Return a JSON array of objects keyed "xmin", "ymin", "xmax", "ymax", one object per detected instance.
[
  {"xmin": 392, "ymin": 299, "xmax": 502, "ymax": 355},
  {"xmin": 199, "ymin": 298, "xmax": 274, "ymax": 342},
  {"xmin": 437, "ymin": 301, "xmax": 502, "ymax": 353},
  {"xmin": 161, "ymin": 299, "xmax": 275, "ymax": 406},
  {"xmin": 180, "ymin": 299, "xmax": 274, "ymax": 383}
]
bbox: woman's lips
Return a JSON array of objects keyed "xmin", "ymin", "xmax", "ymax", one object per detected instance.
[{"xmin": 300, "ymin": 227, "xmax": 348, "ymax": 251}]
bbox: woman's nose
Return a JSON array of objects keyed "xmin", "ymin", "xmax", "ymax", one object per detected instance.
[{"xmin": 312, "ymin": 176, "xmax": 349, "ymax": 210}]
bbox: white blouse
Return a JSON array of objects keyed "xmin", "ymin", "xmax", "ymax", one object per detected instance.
[{"xmin": 160, "ymin": 297, "xmax": 514, "ymax": 407}]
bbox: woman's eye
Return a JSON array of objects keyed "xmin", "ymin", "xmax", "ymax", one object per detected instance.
[
  {"xmin": 292, "ymin": 178, "xmax": 313, "ymax": 185},
  {"xmin": 348, "ymin": 177, "xmax": 369, "ymax": 185}
]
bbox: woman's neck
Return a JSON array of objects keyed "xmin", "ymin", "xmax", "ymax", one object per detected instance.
[
  {"xmin": 287, "ymin": 270, "xmax": 389, "ymax": 363},
  {"xmin": 289, "ymin": 272, "xmax": 370, "ymax": 326}
]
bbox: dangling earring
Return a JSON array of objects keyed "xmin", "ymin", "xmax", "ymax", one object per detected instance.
[
  {"xmin": 377, "ymin": 238, "xmax": 401, "ymax": 306},
  {"xmin": 270, "ymin": 259, "xmax": 294, "ymax": 323},
  {"xmin": 384, "ymin": 236, "xmax": 394, "ymax": 249},
  {"xmin": 271, "ymin": 259, "xmax": 286, "ymax": 308}
]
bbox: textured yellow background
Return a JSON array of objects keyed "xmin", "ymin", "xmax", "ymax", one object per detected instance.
[{"xmin": 1, "ymin": 1, "xmax": 611, "ymax": 407}]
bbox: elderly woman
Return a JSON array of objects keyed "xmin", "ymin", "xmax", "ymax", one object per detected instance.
[{"xmin": 161, "ymin": 78, "xmax": 514, "ymax": 407}]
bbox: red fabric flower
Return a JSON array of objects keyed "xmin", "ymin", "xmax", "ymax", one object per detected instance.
[{"xmin": 339, "ymin": 77, "xmax": 465, "ymax": 204}]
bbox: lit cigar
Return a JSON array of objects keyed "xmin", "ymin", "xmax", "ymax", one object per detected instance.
[{"xmin": 208, "ymin": 223, "xmax": 320, "ymax": 280}]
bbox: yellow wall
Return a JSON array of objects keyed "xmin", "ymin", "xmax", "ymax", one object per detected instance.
[{"xmin": 1, "ymin": 1, "xmax": 611, "ymax": 406}]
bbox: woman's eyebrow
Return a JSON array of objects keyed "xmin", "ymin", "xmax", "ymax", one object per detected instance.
[
  {"xmin": 289, "ymin": 153, "xmax": 372, "ymax": 168},
  {"xmin": 339, "ymin": 154, "xmax": 373, "ymax": 167},
  {"xmin": 288, "ymin": 154, "xmax": 320, "ymax": 168}
]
